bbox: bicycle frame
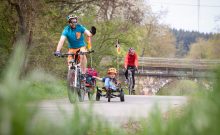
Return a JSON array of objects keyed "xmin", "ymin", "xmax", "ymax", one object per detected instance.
[{"xmin": 70, "ymin": 63, "xmax": 81, "ymax": 88}]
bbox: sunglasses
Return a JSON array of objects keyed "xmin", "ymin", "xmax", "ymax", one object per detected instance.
[
  {"xmin": 69, "ymin": 21, "xmax": 77, "ymax": 24},
  {"xmin": 69, "ymin": 18, "xmax": 77, "ymax": 24}
]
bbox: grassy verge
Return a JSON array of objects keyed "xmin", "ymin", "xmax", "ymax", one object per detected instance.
[{"xmin": 29, "ymin": 80, "xmax": 67, "ymax": 99}]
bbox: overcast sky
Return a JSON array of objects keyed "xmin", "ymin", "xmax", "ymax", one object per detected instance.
[{"xmin": 146, "ymin": 0, "xmax": 220, "ymax": 33}]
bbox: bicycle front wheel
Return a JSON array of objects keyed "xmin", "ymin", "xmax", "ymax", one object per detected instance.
[
  {"xmin": 67, "ymin": 70, "xmax": 77, "ymax": 103},
  {"xmin": 128, "ymin": 77, "xmax": 133, "ymax": 95}
]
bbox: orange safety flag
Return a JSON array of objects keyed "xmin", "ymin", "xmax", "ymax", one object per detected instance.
[
  {"xmin": 87, "ymin": 37, "xmax": 92, "ymax": 50},
  {"xmin": 115, "ymin": 39, "xmax": 121, "ymax": 54},
  {"xmin": 117, "ymin": 45, "xmax": 121, "ymax": 54}
]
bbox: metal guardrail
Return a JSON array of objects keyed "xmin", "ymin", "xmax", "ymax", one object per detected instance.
[
  {"xmin": 118, "ymin": 57, "xmax": 220, "ymax": 78},
  {"xmin": 138, "ymin": 57, "xmax": 220, "ymax": 70}
]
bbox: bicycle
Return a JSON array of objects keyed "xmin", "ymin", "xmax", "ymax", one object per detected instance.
[
  {"xmin": 126, "ymin": 67, "xmax": 138, "ymax": 95},
  {"xmin": 55, "ymin": 50, "xmax": 94, "ymax": 103}
]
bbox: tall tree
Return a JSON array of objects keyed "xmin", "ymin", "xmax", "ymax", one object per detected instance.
[
  {"xmin": 95, "ymin": 0, "xmax": 149, "ymax": 24},
  {"xmin": 6, "ymin": 0, "xmax": 41, "ymax": 47}
]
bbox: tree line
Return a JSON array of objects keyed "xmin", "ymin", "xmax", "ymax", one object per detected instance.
[{"xmin": 171, "ymin": 28, "xmax": 213, "ymax": 57}]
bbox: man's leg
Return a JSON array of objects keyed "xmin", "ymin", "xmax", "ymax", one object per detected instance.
[
  {"xmin": 80, "ymin": 55, "xmax": 87, "ymax": 74},
  {"xmin": 131, "ymin": 68, "xmax": 135, "ymax": 89},
  {"xmin": 124, "ymin": 68, "xmax": 128, "ymax": 84},
  {"xmin": 68, "ymin": 48, "xmax": 79, "ymax": 70},
  {"xmin": 80, "ymin": 46, "xmax": 87, "ymax": 74},
  {"xmin": 124, "ymin": 69, "xmax": 128, "ymax": 80}
]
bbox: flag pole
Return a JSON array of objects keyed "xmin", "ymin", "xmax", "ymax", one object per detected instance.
[
  {"xmin": 116, "ymin": 39, "xmax": 120, "ymax": 80},
  {"xmin": 87, "ymin": 36, "xmax": 92, "ymax": 67}
]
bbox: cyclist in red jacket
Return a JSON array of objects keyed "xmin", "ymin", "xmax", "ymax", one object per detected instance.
[{"xmin": 124, "ymin": 48, "xmax": 138, "ymax": 92}]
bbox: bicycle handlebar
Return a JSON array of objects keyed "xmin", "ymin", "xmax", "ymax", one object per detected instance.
[
  {"xmin": 54, "ymin": 50, "xmax": 95, "ymax": 57},
  {"xmin": 123, "ymin": 67, "xmax": 139, "ymax": 74}
]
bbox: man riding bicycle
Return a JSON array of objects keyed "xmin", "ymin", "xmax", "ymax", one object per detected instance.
[
  {"xmin": 124, "ymin": 48, "xmax": 138, "ymax": 92},
  {"xmin": 54, "ymin": 14, "xmax": 96, "ymax": 80}
]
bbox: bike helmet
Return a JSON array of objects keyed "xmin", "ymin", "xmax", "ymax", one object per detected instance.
[
  {"xmin": 128, "ymin": 48, "xmax": 135, "ymax": 52},
  {"xmin": 107, "ymin": 68, "xmax": 117, "ymax": 74},
  {"xmin": 67, "ymin": 14, "xmax": 78, "ymax": 22}
]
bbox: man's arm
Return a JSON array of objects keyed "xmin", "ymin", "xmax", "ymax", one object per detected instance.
[
  {"xmin": 84, "ymin": 26, "xmax": 96, "ymax": 50},
  {"xmin": 84, "ymin": 26, "xmax": 96, "ymax": 36},
  {"xmin": 84, "ymin": 30, "xmax": 93, "ymax": 37},
  {"xmin": 56, "ymin": 35, "xmax": 66, "ymax": 51},
  {"xmin": 124, "ymin": 53, "xmax": 128, "ymax": 69},
  {"xmin": 135, "ymin": 53, "xmax": 138, "ymax": 69}
]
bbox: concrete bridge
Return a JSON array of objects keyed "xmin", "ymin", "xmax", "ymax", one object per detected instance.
[{"xmin": 136, "ymin": 57, "xmax": 220, "ymax": 78}]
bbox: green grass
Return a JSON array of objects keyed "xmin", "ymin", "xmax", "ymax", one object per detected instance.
[
  {"xmin": 1, "ymin": 42, "xmax": 220, "ymax": 135},
  {"xmin": 28, "ymin": 80, "xmax": 67, "ymax": 99}
]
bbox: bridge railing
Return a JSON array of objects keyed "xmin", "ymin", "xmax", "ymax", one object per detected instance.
[
  {"xmin": 118, "ymin": 57, "xmax": 220, "ymax": 78},
  {"xmin": 138, "ymin": 57, "xmax": 220, "ymax": 70}
]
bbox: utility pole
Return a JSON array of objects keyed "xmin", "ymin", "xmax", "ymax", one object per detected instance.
[{"xmin": 198, "ymin": 0, "xmax": 200, "ymax": 32}]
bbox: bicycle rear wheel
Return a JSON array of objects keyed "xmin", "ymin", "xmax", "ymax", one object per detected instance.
[
  {"xmin": 107, "ymin": 90, "xmax": 111, "ymax": 102},
  {"xmin": 120, "ymin": 90, "xmax": 125, "ymax": 102},
  {"xmin": 77, "ymin": 73, "xmax": 85, "ymax": 102},
  {"xmin": 77, "ymin": 69, "xmax": 86, "ymax": 102},
  {"xmin": 87, "ymin": 87, "xmax": 94, "ymax": 101},
  {"xmin": 77, "ymin": 88, "xmax": 85, "ymax": 102}
]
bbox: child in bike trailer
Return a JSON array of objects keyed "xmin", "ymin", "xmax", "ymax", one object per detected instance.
[
  {"xmin": 93, "ymin": 68, "xmax": 120, "ymax": 91},
  {"xmin": 85, "ymin": 67, "xmax": 98, "ymax": 87}
]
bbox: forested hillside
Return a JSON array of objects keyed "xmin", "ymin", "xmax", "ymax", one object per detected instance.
[{"xmin": 171, "ymin": 29, "xmax": 212, "ymax": 57}]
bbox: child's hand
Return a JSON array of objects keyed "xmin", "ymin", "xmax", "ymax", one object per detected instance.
[
  {"xmin": 92, "ymin": 76, "xmax": 97, "ymax": 79},
  {"xmin": 117, "ymin": 81, "xmax": 121, "ymax": 84},
  {"xmin": 116, "ymin": 81, "xmax": 121, "ymax": 86}
]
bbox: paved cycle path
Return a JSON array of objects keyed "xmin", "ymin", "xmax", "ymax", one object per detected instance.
[{"xmin": 38, "ymin": 95, "xmax": 187, "ymax": 125}]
